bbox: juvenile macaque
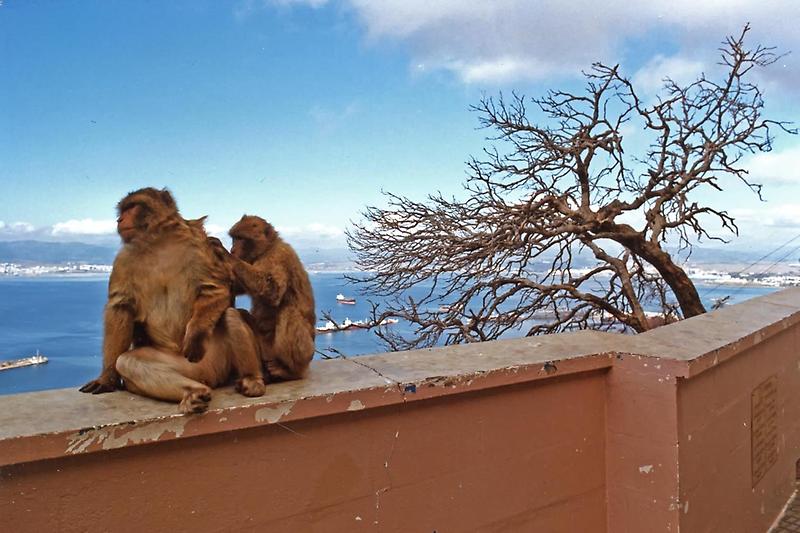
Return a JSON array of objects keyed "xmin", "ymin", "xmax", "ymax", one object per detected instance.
[
  {"xmin": 79, "ymin": 188, "xmax": 265, "ymax": 413},
  {"xmin": 215, "ymin": 215, "xmax": 316, "ymax": 380}
]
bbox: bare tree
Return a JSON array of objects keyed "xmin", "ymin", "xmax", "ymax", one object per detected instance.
[{"xmin": 348, "ymin": 25, "xmax": 796, "ymax": 350}]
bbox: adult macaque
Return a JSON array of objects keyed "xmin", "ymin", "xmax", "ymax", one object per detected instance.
[
  {"xmin": 79, "ymin": 188, "xmax": 266, "ymax": 413},
  {"xmin": 215, "ymin": 215, "xmax": 316, "ymax": 381}
]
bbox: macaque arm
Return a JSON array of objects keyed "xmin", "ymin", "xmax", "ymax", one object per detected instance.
[
  {"xmin": 233, "ymin": 259, "xmax": 288, "ymax": 307},
  {"xmin": 182, "ymin": 278, "xmax": 230, "ymax": 362},
  {"xmin": 80, "ymin": 280, "xmax": 134, "ymax": 393},
  {"xmin": 102, "ymin": 304, "xmax": 135, "ymax": 369}
]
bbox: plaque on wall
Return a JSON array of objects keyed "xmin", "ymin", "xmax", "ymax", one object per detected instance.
[{"xmin": 751, "ymin": 375, "xmax": 779, "ymax": 487}]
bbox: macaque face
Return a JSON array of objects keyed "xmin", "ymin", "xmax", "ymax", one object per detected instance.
[
  {"xmin": 229, "ymin": 216, "xmax": 273, "ymax": 264},
  {"xmin": 230, "ymin": 236, "xmax": 252, "ymax": 262},
  {"xmin": 117, "ymin": 204, "xmax": 142, "ymax": 243},
  {"xmin": 230, "ymin": 237, "xmax": 244, "ymax": 259}
]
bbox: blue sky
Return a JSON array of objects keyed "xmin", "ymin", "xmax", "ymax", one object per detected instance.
[{"xmin": 1, "ymin": 0, "xmax": 799, "ymax": 251}]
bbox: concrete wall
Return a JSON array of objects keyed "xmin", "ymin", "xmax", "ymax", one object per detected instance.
[
  {"xmin": 605, "ymin": 353, "xmax": 681, "ymax": 532},
  {"xmin": 1, "ymin": 288, "xmax": 799, "ymax": 532},
  {"xmin": 676, "ymin": 321, "xmax": 800, "ymax": 532},
  {"xmin": 1, "ymin": 372, "xmax": 609, "ymax": 532}
]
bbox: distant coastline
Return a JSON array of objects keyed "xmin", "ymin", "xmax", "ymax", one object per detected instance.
[
  {"xmin": 0, "ymin": 263, "xmax": 112, "ymax": 277},
  {"xmin": 0, "ymin": 261, "xmax": 360, "ymax": 278},
  {"xmin": 1, "ymin": 261, "xmax": 799, "ymax": 288}
]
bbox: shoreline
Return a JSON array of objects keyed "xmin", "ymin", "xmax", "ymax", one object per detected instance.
[{"xmin": 0, "ymin": 274, "xmax": 795, "ymax": 289}]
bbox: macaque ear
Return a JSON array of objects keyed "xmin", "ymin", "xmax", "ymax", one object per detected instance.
[{"xmin": 159, "ymin": 189, "xmax": 177, "ymax": 210}]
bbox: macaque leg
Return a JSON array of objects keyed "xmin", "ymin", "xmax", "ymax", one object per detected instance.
[
  {"xmin": 263, "ymin": 309, "xmax": 315, "ymax": 381},
  {"xmin": 116, "ymin": 347, "xmax": 229, "ymax": 414},
  {"xmin": 214, "ymin": 308, "xmax": 266, "ymax": 397}
]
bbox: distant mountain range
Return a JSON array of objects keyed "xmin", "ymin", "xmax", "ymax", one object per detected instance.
[
  {"xmin": 0, "ymin": 240, "xmax": 355, "ymax": 270},
  {"xmin": 0, "ymin": 239, "xmax": 793, "ymax": 270},
  {"xmin": 670, "ymin": 246, "xmax": 766, "ymax": 265},
  {"xmin": 0, "ymin": 240, "xmax": 119, "ymax": 265}
]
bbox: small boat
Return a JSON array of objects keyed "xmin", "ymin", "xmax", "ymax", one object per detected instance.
[
  {"xmin": 335, "ymin": 293, "xmax": 356, "ymax": 305},
  {"xmin": 0, "ymin": 350, "xmax": 49, "ymax": 372}
]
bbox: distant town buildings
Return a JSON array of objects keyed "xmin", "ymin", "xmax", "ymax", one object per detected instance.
[
  {"xmin": 685, "ymin": 267, "xmax": 800, "ymax": 288},
  {"xmin": 0, "ymin": 262, "xmax": 112, "ymax": 276},
  {"xmin": 0, "ymin": 262, "xmax": 798, "ymax": 287}
]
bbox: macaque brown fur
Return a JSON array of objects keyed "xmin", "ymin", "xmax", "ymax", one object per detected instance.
[
  {"xmin": 80, "ymin": 188, "xmax": 266, "ymax": 413},
  {"xmin": 225, "ymin": 215, "xmax": 316, "ymax": 380}
]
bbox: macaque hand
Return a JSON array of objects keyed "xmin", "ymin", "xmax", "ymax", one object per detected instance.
[
  {"xmin": 79, "ymin": 371, "xmax": 121, "ymax": 394},
  {"xmin": 182, "ymin": 326, "xmax": 208, "ymax": 362}
]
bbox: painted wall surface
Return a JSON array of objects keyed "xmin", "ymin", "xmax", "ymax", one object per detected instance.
[
  {"xmin": 605, "ymin": 355, "xmax": 680, "ymax": 533},
  {"xmin": 1, "ymin": 371, "xmax": 608, "ymax": 533},
  {"xmin": 2, "ymin": 289, "xmax": 799, "ymax": 532},
  {"xmin": 677, "ymin": 324, "xmax": 800, "ymax": 533}
]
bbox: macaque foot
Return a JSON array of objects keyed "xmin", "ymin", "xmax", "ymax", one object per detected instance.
[
  {"xmin": 79, "ymin": 376, "xmax": 119, "ymax": 394},
  {"xmin": 179, "ymin": 387, "xmax": 212, "ymax": 414},
  {"xmin": 265, "ymin": 359, "xmax": 292, "ymax": 381},
  {"xmin": 236, "ymin": 376, "xmax": 266, "ymax": 397}
]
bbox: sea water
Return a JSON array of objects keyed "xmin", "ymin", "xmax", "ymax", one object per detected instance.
[{"xmin": 0, "ymin": 273, "xmax": 777, "ymax": 395}]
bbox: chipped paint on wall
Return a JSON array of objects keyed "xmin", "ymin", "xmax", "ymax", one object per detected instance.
[
  {"xmin": 255, "ymin": 402, "xmax": 295, "ymax": 424},
  {"xmin": 65, "ymin": 417, "xmax": 189, "ymax": 454},
  {"xmin": 347, "ymin": 400, "xmax": 366, "ymax": 411}
]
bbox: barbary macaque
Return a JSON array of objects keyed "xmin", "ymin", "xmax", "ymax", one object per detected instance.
[
  {"xmin": 79, "ymin": 188, "xmax": 266, "ymax": 413},
  {"xmin": 212, "ymin": 215, "xmax": 316, "ymax": 381}
]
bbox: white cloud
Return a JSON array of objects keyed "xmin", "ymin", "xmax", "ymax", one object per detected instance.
[
  {"xmin": 7, "ymin": 222, "xmax": 35, "ymax": 234},
  {"xmin": 632, "ymin": 55, "xmax": 706, "ymax": 95},
  {"xmin": 235, "ymin": 0, "xmax": 328, "ymax": 20},
  {"xmin": 204, "ymin": 223, "xmax": 227, "ymax": 239},
  {"xmin": 763, "ymin": 204, "xmax": 800, "ymax": 229},
  {"xmin": 728, "ymin": 207, "xmax": 758, "ymax": 221},
  {"xmin": 278, "ymin": 223, "xmax": 344, "ymax": 241},
  {"xmin": 17, "ymin": 222, "xmax": 34, "ymax": 232},
  {"xmin": 51, "ymin": 218, "xmax": 116, "ymax": 236},
  {"xmin": 339, "ymin": 1, "xmax": 800, "ymax": 85},
  {"xmin": 238, "ymin": 1, "xmax": 800, "ymax": 86},
  {"xmin": 0, "ymin": 221, "xmax": 37, "ymax": 239},
  {"xmin": 441, "ymin": 56, "xmax": 555, "ymax": 84},
  {"xmin": 731, "ymin": 204, "xmax": 800, "ymax": 229},
  {"xmin": 348, "ymin": 0, "xmax": 621, "ymax": 83},
  {"xmin": 744, "ymin": 146, "xmax": 800, "ymax": 186}
]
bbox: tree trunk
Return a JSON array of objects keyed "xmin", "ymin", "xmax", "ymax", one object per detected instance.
[{"xmin": 616, "ymin": 236, "xmax": 707, "ymax": 318}]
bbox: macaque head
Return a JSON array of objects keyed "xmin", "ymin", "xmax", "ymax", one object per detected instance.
[
  {"xmin": 229, "ymin": 215, "xmax": 276, "ymax": 263},
  {"xmin": 116, "ymin": 187, "xmax": 179, "ymax": 243}
]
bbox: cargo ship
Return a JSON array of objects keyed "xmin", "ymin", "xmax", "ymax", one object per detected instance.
[
  {"xmin": 335, "ymin": 293, "xmax": 356, "ymax": 305},
  {"xmin": 0, "ymin": 351, "xmax": 49, "ymax": 372}
]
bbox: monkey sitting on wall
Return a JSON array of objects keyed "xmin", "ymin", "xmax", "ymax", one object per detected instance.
[
  {"xmin": 211, "ymin": 215, "xmax": 316, "ymax": 381},
  {"xmin": 79, "ymin": 188, "xmax": 266, "ymax": 413}
]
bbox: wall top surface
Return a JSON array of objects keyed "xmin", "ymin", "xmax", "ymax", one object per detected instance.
[{"xmin": 0, "ymin": 288, "xmax": 797, "ymax": 466}]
